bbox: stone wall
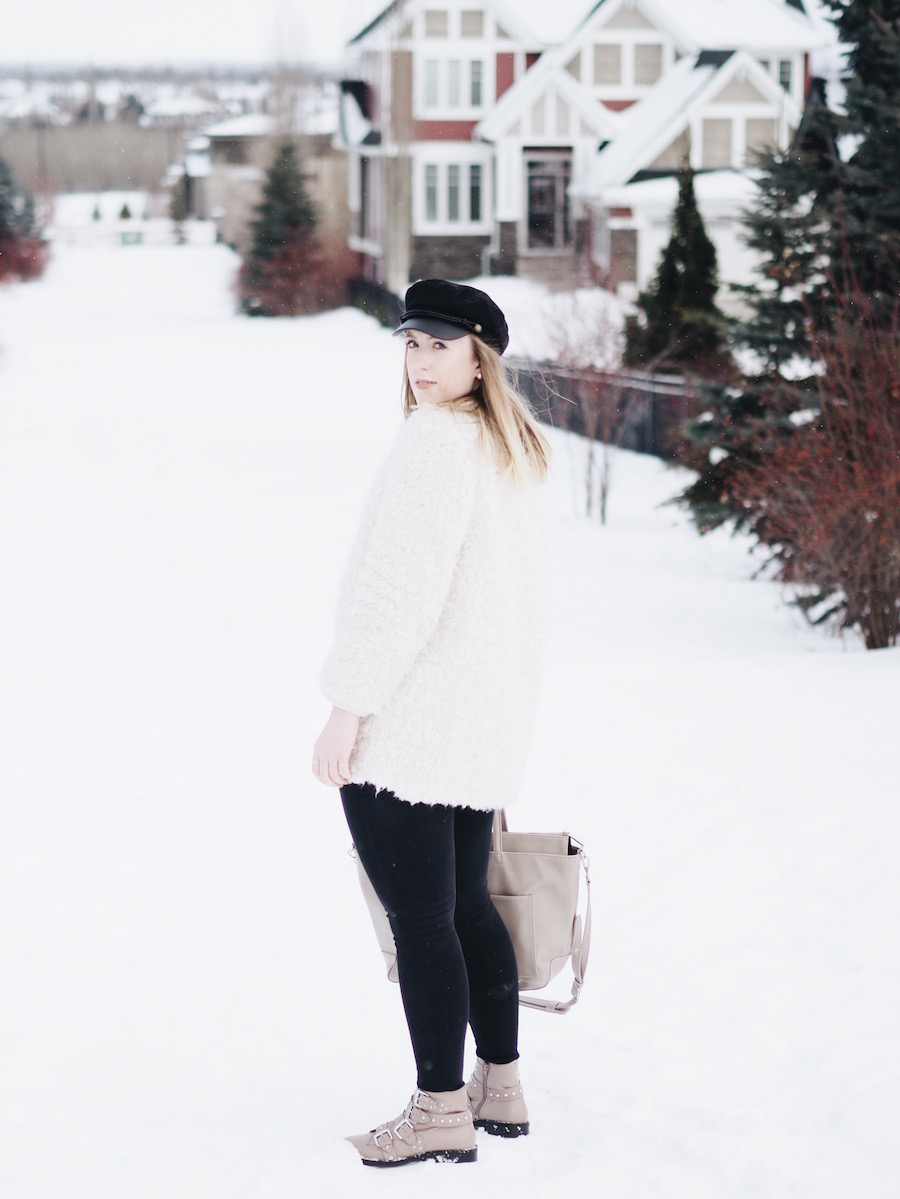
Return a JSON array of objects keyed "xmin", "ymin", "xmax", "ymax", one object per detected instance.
[{"xmin": 410, "ymin": 234, "xmax": 490, "ymax": 282}]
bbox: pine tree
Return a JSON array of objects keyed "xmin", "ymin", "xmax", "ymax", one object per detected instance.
[
  {"xmin": 822, "ymin": 0, "xmax": 900, "ymax": 310},
  {"xmin": 623, "ymin": 165, "xmax": 732, "ymax": 379},
  {"xmin": 0, "ymin": 158, "xmax": 38, "ymax": 242},
  {"xmin": 677, "ymin": 2, "xmax": 900, "ymax": 644},
  {"xmin": 0, "ymin": 158, "xmax": 47, "ymax": 282},
  {"xmin": 680, "ymin": 2, "xmax": 900, "ymax": 535},
  {"xmin": 238, "ymin": 140, "xmax": 325, "ymax": 317}
]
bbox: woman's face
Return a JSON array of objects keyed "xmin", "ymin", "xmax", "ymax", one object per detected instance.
[{"xmin": 404, "ymin": 330, "xmax": 480, "ymax": 409}]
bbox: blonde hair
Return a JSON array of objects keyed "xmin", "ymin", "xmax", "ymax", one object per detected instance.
[{"xmin": 401, "ymin": 338, "xmax": 551, "ymax": 487}]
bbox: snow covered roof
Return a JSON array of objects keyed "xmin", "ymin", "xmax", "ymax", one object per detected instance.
[
  {"xmin": 612, "ymin": 0, "xmax": 828, "ymax": 53},
  {"xmin": 348, "ymin": 0, "xmax": 827, "ymax": 52},
  {"xmin": 203, "ymin": 114, "xmax": 275, "ymax": 139},
  {"xmin": 145, "ymin": 95, "xmax": 219, "ymax": 119},
  {"xmin": 184, "ymin": 152, "xmax": 211, "ymax": 179},
  {"xmin": 601, "ymin": 166, "xmax": 760, "ymax": 211},
  {"xmin": 348, "ymin": 0, "xmax": 598, "ymax": 49},
  {"xmin": 573, "ymin": 48, "xmax": 799, "ymax": 195}
]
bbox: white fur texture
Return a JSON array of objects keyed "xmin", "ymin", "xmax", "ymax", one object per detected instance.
[{"xmin": 319, "ymin": 405, "xmax": 550, "ymax": 810}]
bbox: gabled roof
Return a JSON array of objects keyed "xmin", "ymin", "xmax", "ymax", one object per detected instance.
[
  {"xmin": 348, "ymin": 0, "xmax": 564, "ymax": 50},
  {"xmin": 347, "ymin": 0, "xmax": 826, "ymax": 53},
  {"xmin": 203, "ymin": 115, "xmax": 275, "ymax": 139},
  {"xmin": 573, "ymin": 0, "xmax": 826, "ymax": 53},
  {"xmin": 475, "ymin": 47, "xmax": 621, "ymax": 142},
  {"xmin": 573, "ymin": 48, "xmax": 800, "ymax": 195}
]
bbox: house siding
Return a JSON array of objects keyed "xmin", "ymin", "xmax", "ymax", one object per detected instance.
[
  {"xmin": 410, "ymin": 233, "xmax": 490, "ymax": 280},
  {"xmin": 496, "ymin": 52, "xmax": 515, "ymax": 98}
]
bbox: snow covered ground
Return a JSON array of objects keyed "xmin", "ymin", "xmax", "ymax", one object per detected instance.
[{"xmin": 1, "ymin": 242, "xmax": 897, "ymax": 1198}]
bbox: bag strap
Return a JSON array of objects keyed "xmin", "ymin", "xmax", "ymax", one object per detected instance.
[
  {"xmin": 495, "ymin": 810, "xmax": 592, "ymax": 1015},
  {"xmin": 519, "ymin": 838, "xmax": 591, "ymax": 1014}
]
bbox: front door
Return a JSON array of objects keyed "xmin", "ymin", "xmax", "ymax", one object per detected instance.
[{"xmin": 526, "ymin": 154, "xmax": 572, "ymax": 250}]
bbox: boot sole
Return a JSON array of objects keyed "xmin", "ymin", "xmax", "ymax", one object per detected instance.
[
  {"xmin": 362, "ymin": 1147, "xmax": 478, "ymax": 1168},
  {"xmin": 474, "ymin": 1118, "xmax": 529, "ymax": 1138}
]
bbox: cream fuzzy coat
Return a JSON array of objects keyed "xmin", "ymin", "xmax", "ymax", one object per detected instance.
[{"xmin": 319, "ymin": 404, "xmax": 550, "ymax": 810}]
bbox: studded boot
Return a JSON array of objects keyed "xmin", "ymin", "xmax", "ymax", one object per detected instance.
[
  {"xmin": 466, "ymin": 1057, "xmax": 529, "ymax": 1137},
  {"xmin": 346, "ymin": 1086, "xmax": 477, "ymax": 1167}
]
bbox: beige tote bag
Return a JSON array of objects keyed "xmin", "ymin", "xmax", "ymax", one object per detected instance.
[{"xmin": 352, "ymin": 809, "xmax": 591, "ymax": 1014}]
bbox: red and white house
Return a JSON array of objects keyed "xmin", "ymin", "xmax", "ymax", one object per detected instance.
[{"xmin": 337, "ymin": 0, "xmax": 829, "ymax": 298}]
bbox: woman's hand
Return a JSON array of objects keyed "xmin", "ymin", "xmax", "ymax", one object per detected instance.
[{"xmin": 312, "ymin": 706, "xmax": 360, "ymax": 787}]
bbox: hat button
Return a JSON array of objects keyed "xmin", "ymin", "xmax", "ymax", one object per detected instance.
[{"xmin": 474, "ymin": 323, "xmax": 482, "ymax": 332}]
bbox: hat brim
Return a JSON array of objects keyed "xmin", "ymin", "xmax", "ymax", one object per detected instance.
[{"xmin": 393, "ymin": 317, "xmax": 471, "ymax": 341}]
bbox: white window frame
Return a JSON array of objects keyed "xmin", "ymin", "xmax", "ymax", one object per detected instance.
[
  {"xmin": 417, "ymin": 55, "xmax": 490, "ymax": 116},
  {"xmin": 691, "ymin": 101, "xmax": 789, "ymax": 170},
  {"xmin": 414, "ymin": 145, "xmax": 493, "ymax": 235},
  {"xmin": 588, "ymin": 31, "xmax": 676, "ymax": 97}
]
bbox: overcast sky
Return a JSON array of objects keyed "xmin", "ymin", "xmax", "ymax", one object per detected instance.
[{"xmin": 0, "ymin": 0, "xmax": 385, "ymax": 67}]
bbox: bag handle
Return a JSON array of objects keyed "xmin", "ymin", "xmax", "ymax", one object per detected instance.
[{"xmin": 494, "ymin": 810, "xmax": 592, "ymax": 1015}]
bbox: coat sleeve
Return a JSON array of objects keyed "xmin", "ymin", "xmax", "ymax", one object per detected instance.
[{"xmin": 319, "ymin": 410, "xmax": 480, "ymax": 717}]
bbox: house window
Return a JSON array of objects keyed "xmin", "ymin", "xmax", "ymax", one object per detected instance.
[
  {"xmin": 425, "ymin": 164, "xmax": 439, "ymax": 220},
  {"xmin": 470, "ymin": 164, "xmax": 482, "ymax": 221},
  {"xmin": 425, "ymin": 60, "xmax": 440, "ymax": 107},
  {"xmin": 448, "ymin": 165, "xmax": 461, "ymax": 221},
  {"xmin": 461, "ymin": 10, "xmax": 484, "ymax": 37},
  {"xmin": 610, "ymin": 228, "xmax": 637, "ymax": 284},
  {"xmin": 593, "ymin": 43, "xmax": 621, "ymax": 85},
  {"xmin": 634, "ymin": 44, "xmax": 662, "ymax": 85},
  {"xmin": 425, "ymin": 10, "xmax": 448, "ymax": 36},
  {"xmin": 702, "ymin": 118, "xmax": 733, "ymax": 167},
  {"xmin": 447, "ymin": 60, "xmax": 462, "ymax": 106},
  {"xmin": 422, "ymin": 161, "xmax": 486, "ymax": 226},
  {"xmin": 422, "ymin": 58, "xmax": 486, "ymax": 111},
  {"xmin": 779, "ymin": 59, "xmax": 792, "ymax": 91},
  {"xmin": 470, "ymin": 60, "xmax": 483, "ymax": 106},
  {"xmin": 526, "ymin": 156, "xmax": 572, "ymax": 250},
  {"xmin": 758, "ymin": 58, "xmax": 770, "ymax": 73}
]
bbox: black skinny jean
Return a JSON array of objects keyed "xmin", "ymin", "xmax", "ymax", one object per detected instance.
[{"xmin": 340, "ymin": 782, "xmax": 519, "ymax": 1094}]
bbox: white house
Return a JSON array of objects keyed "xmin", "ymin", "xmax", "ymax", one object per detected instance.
[
  {"xmin": 336, "ymin": 0, "xmax": 829, "ymax": 296},
  {"xmin": 571, "ymin": 46, "xmax": 804, "ymax": 297}
]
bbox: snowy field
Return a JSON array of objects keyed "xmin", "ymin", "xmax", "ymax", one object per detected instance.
[{"xmin": 1, "ymin": 240, "xmax": 898, "ymax": 1198}]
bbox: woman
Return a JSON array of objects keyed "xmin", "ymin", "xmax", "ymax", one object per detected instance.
[{"xmin": 312, "ymin": 279, "xmax": 551, "ymax": 1167}]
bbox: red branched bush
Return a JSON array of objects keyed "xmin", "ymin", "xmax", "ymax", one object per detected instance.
[
  {"xmin": 743, "ymin": 291, "xmax": 900, "ymax": 648},
  {"xmin": 0, "ymin": 236, "xmax": 48, "ymax": 283},
  {"xmin": 237, "ymin": 234, "xmax": 358, "ymax": 318}
]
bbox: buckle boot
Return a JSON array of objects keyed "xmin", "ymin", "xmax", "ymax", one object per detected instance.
[
  {"xmin": 467, "ymin": 1057, "xmax": 529, "ymax": 1137},
  {"xmin": 347, "ymin": 1086, "xmax": 477, "ymax": 1167}
]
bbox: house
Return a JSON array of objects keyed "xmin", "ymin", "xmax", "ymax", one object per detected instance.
[
  {"xmin": 571, "ymin": 46, "xmax": 805, "ymax": 297},
  {"xmin": 176, "ymin": 82, "xmax": 350, "ymax": 255},
  {"xmin": 337, "ymin": 0, "xmax": 828, "ymax": 298}
]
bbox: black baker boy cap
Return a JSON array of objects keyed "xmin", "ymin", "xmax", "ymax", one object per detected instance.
[{"xmin": 393, "ymin": 278, "xmax": 509, "ymax": 355}]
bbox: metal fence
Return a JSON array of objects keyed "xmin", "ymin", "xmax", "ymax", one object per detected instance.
[{"xmin": 508, "ymin": 358, "xmax": 704, "ymax": 463}]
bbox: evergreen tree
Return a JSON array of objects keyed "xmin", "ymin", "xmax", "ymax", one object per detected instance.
[
  {"xmin": 0, "ymin": 158, "xmax": 46, "ymax": 282},
  {"xmin": 238, "ymin": 140, "xmax": 325, "ymax": 317},
  {"xmin": 822, "ymin": 0, "xmax": 900, "ymax": 310},
  {"xmin": 680, "ymin": 1, "xmax": 900, "ymax": 534},
  {"xmin": 623, "ymin": 164, "xmax": 732, "ymax": 379},
  {"xmin": 0, "ymin": 158, "xmax": 38, "ymax": 242}
]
